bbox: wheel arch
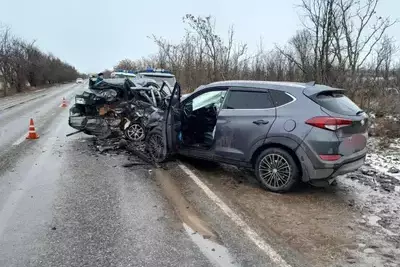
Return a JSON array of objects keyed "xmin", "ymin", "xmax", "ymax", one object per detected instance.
[{"xmin": 250, "ymin": 140, "xmax": 303, "ymax": 178}]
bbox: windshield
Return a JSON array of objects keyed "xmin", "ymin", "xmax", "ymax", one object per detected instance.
[
  {"xmin": 139, "ymin": 74, "xmax": 176, "ymax": 88},
  {"xmin": 192, "ymin": 90, "xmax": 226, "ymax": 111}
]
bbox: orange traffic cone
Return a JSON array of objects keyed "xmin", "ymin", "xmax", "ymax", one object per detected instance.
[
  {"xmin": 60, "ymin": 97, "xmax": 68, "ymax": 108},
  {"xmin": 26, "ymin": 118, "xmax": 39, "ymax": 139}
]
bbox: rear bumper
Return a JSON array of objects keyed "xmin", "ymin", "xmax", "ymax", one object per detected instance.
[
  {"xmin": 331, "ymin": 156, "xmax": 365, "ymax": 176},
  {"xmin": 295, "ymin": 143, "xmax": 367, "ymax": 181}
]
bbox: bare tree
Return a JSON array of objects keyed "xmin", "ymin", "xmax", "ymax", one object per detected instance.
[
  {"xmin": 290, "ymin": 0, "xmax": 338, "ymax": 83},
  {"xmin": 0, "ymin": 24, "xmax": 80, "ymax": 97},
  {"xmin": 112, "ymin": 8, "xmax": 398, "ymax": 115},
  {"xmin": 114, "ymin": 59, "xmax": 138, "ymax": 71},
  {"xmin": 338, "ymin": 0, "xmax": 397, "ymax": 76},
  {"xmin": 374, "ymin": 35, "xmax": 398, "ymax": 81}
]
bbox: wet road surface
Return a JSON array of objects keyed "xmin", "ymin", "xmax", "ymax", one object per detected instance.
[
  {"xmin": 0, "ymin": 83, "xmax": 299, "ymax": 266},
  {"xmin": 176, "ymin": 157, "xmax": 400, "ymax": 267},
  {"xmin": 0, "ymin": 83, "xmax": 214, "ymax": 266},
  {"xmin": 1, "ymin": 82, "xmax": 398, "ymax": 267}
]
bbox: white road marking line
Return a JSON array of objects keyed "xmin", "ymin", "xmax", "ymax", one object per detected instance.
[
  {"xmin": 178, "ymin": 164, "xmax": 292, "ymax": 267},
  {"xmin": 12, "ymin": 134, "xmax": 27, "ymax": 146}
]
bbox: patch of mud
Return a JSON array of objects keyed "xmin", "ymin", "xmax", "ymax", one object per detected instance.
[
  {"xmin": 345, "ymin": 138, "xmax": 400, "ymax": 193},
  {"xmin": 336, "ymin": 177, "xmax": 400, "ymax": 266},
  {"xmin": 153, "ymin": 168, "xmax": 241, "ymax": 266},
  {"xmin": 365, "ymin": 138, "xmax": 400, "ymax": 182},
  {"xmin": 152, "ymin": 169, "xmax": 219, "ymax": 243},
  {"xmin": 337, "ymin": 137, "xmax": 400, "ymax": 257},
  {"xmin": 346, "ymin": 166, "xmax": 400, "ymax": 193},
  {"xmin": 179, "ymin": 159, "xmax": 353, "ymax": 266},
  {"xmin": 180, "ymin": 155, "xmax": 400, "ymax": 266}
]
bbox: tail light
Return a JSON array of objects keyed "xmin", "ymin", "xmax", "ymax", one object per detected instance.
[{"xmin": 305, "ymin": 116, "xmax": 352, "ymax": 131}]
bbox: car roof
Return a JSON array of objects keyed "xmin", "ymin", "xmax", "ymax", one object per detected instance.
[
  {"xmin": 112, "ymin": 72, "xmax": 137, "ymax": 77},
  {"xmin": 198, "ymin": 80, "xmax": 342, "ymax": 96},
  {"xmin": 206, "ymin": 80, "xmax": 306, "ymax": 89},
  {"xmin": 138, "ymin": 72, "xmax": 175, "ymax": 77}
]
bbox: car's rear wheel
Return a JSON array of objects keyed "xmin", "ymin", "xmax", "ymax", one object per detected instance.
[
  {"xmin": 145, "ymin": 128, "xmax": 168, "ymax": 163},
  {"xmin": 255, "ymin": 147, "xmax": 299, "ymax": 192}
]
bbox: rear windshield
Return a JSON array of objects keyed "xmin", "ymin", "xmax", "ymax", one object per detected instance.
[{"xmin": 314, "ymin": 91, "xmax": 361, "ymax": 116}]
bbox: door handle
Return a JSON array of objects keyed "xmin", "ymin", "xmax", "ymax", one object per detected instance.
[{"xmin": 253, "ymin": 119, "xmax": 269, "ymax": 125}]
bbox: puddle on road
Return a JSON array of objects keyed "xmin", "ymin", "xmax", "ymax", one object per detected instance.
[
  {"xmin": 154, "ymin": 168, "xmax": 219, "ymax": 242},
  {"xmin": 154, "ymin": 168, "xmax": 238, "ymax": 266},
  {"xmin": 183, "ymin": 223, "xmax": 238, "ymax": 267}
]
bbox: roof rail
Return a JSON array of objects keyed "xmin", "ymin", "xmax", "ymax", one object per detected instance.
[{"xmin": 306, "ymin": 81, "xmax": 316, "ymax": 86}]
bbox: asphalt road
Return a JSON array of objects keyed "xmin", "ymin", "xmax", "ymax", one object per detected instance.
[
  {"xmin": 2, "ymin": 82, "xmax": 397, "ymax": 267},
  {"xmin": 0, "ymin": 83, "xmax": 214, "ymax": 267},
  {"xmin": 0, "ymin": 82, "xmax": 304, "ymax": 267}
]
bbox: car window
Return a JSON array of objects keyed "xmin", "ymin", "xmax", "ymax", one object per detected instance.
[
  {"xmin": 314, "ymin": 91, "xmax": 361, "ymax": 116},
  {"xmin": 191, "ymin": 90, "xmax": 226, "ymax": 111},
  {"xmin": 160, "ymin": 82, "xmax": 173, "ymax": 96},
  {"xmin": 140, "ymin": 74, "xmax": 176, "ymax": 88},
  {"xmin": 269, "ymin": 89, "xmax": 294, "ymax": 107},
  {"xmin": 223, "ymin": 90, "xmax": 274, "ymax": 109}
]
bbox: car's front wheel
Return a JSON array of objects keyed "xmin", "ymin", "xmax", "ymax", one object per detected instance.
[
  {"xmin": 255, "ymin": 147, "xmax": 299, "ymax": 192},
  {"xmin": 145, "ymin": 128, "xmax": 168, "ymax": 163}
]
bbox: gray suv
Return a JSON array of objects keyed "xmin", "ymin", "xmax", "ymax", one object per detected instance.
[{"xmin": 146, "ymin": 80, "xmax": 369, "ymax": 192}]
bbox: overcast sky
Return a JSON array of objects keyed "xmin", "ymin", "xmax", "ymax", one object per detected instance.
[{"xmin": 0, "ymin": 0, "xmax": 398, "ymax": 73}]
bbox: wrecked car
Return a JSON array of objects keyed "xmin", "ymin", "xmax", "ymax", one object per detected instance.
[
  {"xmin": 146, "ymin": 80, "xmax": 369, "ymax": 193},
  {"xmin": 68, "ymin": 78, "xmax": 165, "ymax": 140}
]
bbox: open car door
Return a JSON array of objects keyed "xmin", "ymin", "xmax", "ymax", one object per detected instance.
[
  {"xmin": 146, "ymin": 81, "xmax": 181, "ymax": 163},
  {"xmin": 164, "ymin": 82, "xmax": 182, "ymax": 154}
]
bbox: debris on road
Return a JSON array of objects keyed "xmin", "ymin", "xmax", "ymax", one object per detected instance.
[
  {"xmin": 118, "ymin": 139, "xmax": 128, "ymax": 149},
  {"xmin": 89, "ymin": 135, "xmax": 162, "ymax": 169},
  {"xmin": 121, "ymin": 162, "xmax": 148, "ymax": 167},
  {"xmin": 66, "ymin": 129, "xmax": 84, "ymax": 137}
]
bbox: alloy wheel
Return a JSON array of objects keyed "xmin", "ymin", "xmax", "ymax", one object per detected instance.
[
  {"xmin": 258, "ymin": 153, "xmax": 291, "ymax": 189},
  {"xmin": 147, "ymin": 133, "xmax": 165, "ymax": 162},
  {"xmin": 126, "ymin": 124, "xmax": 145, "ymax": 141}
]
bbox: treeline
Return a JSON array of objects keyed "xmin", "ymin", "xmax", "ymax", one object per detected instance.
[
  {"xmin": 0, "ymin": 25, "xmax": 80, "ymax": 96},
  {"xmin": 115, "ymin": 0, "xmax": 399, "ymax": 113}
]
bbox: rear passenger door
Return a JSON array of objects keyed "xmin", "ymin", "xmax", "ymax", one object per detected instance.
[{"xmin": 214, "ymin": 87, "xmax": 276, "ymax": 162}]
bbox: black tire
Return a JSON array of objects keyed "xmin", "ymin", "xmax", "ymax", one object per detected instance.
[
  {"xmin": 145, "ymin": 128, "xmax": 168, "ymax": 163},
  {"xmin": 255, "ymin": 147, "xmax": 299, "ymax": 193}
]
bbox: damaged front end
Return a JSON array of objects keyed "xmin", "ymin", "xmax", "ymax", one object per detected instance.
[
  {"xmin": 68, "ymin": 77, "xmax": 172, "ymax": 140},
  {"xmin": 68, "ymin": 100, "xmax": 113, "ymax": 139}
]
